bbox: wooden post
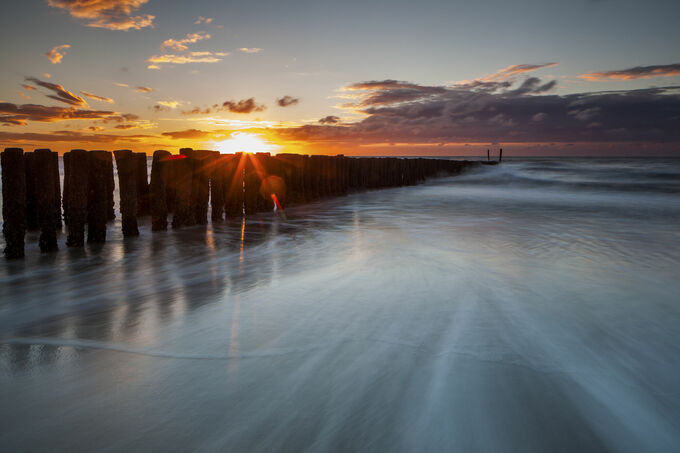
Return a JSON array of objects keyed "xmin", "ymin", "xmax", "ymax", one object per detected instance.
[
  {"xmin": 150, "ymin": 150, "xmax": 170, "ymax": 231},
  {"xmin": 192, "ymin": 150, "xmax": 214, "ymax": 224},
  {"xmin": 211, "ymin": 154, "xmax": 226, "ymax": 222},
  {"xmin": 35, "ymin": 149, "xmax": 58, "ymax": 252},
  {"xmin": 223, "ymin": 153, "xmax": 243, "ymax": 218},
  {"xmin": 87, "ymin": 151, "xmax": 108, "ymax": 243},
  {"xmin": 113, "ymin": 150, "xmax": 139, "ymax": 237},
  {"xmin": 104, "ymin": 152, "xmax": 115, "ymax": 221},
  {"xmin": 243, "ymin": 154, "xmax": 259, "ymax": 214},
  {"xmin": 24, "ymin": 152, "xmax": 38, "ymax": 230},
  {"xmin": 65, "ymin": 149, "xmax": 89, "ymax": 247},
  {"xmin": 51, "ymin": 151, "xmax": 62, "ymax": 229},
  {"xmin": 2, "ymin": 148, "xmax": 27, "ymax": 258},
  {"xmin": 171, "ymin": 154, "xmax": 195, "ymax": 228},
  {"xmin": 487, "ymin": 149, "xmax": 490, "ymax": 161},
  {"xmin": 135, "ymin": 152, "xmax": 150, "ymax": 216},
  {"xmin": 499, "ymin": 148, "xmax": 502, "ymax": 162},
  {"xmin": 62, "ymin": 151, "xmax": 71, "ymax": 224}
]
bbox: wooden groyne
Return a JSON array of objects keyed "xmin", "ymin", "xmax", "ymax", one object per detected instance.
[{"xmin": 1, "ymin": 147, "xmax": 497, "ymax": 259}]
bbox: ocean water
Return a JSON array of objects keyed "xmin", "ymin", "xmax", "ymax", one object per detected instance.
[{"xmin": 1, "ymin": 158, "xmax": 679, "ymax": 452}]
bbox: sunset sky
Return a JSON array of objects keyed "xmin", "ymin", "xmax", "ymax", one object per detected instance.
[{"xmin": 1, "ymin": 0, "xmax": 679, "ymax": 156}]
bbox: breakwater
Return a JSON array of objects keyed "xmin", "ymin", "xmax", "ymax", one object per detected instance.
[{"xmin": 1, "ymin": 147, "xmax": 495, "ymax": 258}]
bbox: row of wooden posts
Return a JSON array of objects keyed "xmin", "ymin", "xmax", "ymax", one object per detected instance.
[{"xmin": 1, "ymin": 147, "xmax": 488, "ymax": 259}]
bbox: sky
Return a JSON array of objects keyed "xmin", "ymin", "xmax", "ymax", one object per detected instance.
[{"xmin": 1, "ymin": 0, "xmax": 679, "ymax": 156}]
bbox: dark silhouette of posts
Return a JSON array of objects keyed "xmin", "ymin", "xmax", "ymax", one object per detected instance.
[
  {"xmin": 135, "ymin": 152, "xmax": 150, "ymax": 216},
  {"xmin": 499, "ymin": 148, "xmax": 503, "ymax": 162},
  {"xmin": 35, "ymin": 149, "xmax": 58, "ymax": 252},
  {"xmin": 113, "ymin": 150, "xmax": 139, "ymax": 237},
  {"xmin": 24, "ymin": 152, "xmax": 38, "ymax": 230},
  {"xmin": 150, "ymin": 150, "xmax": 170, "ymax": 231},
  {"xmin": 2, "ymin": 148, "xmax": 27, "ymax": 258},
  {"xmin": 487, "ymin": 149, "xmax": 490, "ymax": 161},
  {"xmin": 87, "ymin": 151, "xmax": 109, "ymax": 243},
  {"xmin": 65, "ymin": 149, "xmax": 89, "ymax": 247}
]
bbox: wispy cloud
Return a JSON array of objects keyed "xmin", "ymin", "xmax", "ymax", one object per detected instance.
[
  {"xmin": 146, "ymin": 51, "xmax": 227, "ymax": 68},
  {"xmin": 25, "ymin": 77, "xmax": 86, "ymax": 106},
  {"xmin": 194, "ymin": 16, "xmax": 213, "ymax": 25},
  {"xmin": 21, "ymin": 84, "xmax": 36, "ymax": 91},
  {"xmin": 239, "ymin": 47, "xmax": 262, "ymax": 54},
  {"xmin": 0, "ymin": 102, "xmax": 118, "ymax": 126},
  {"xmin": 161, "ymin": 129, "xmax": 211, "ymax": 139},
  {"xmin": 136, "ymin": 86, "xmax": 153, "ymax": 93},
  {"xmin": 579, "ymin": 63, "xmax": 680, "ymax": 81},
  {"xmin": 0, "ymin": 130, "xmax": 152, "ymax": 143},
  {"xmin": 80, "ymin": 91, "xmax": 114, "ymax": 103},
  {"xmin": 46, "ymin": 44, "xmax": 71, "ymax": 64},
  {"xmin": 161, "ymin": 31, "xmax": 211, "ymax": 52},
  {"xmin": 157, "ymin": 100, "xmax": 180, "ymax": 108},
  {"xmin": 47, "ymin": 0, "xmax": 154, "ymax": 31},
  {"xmin": 319, "ymin": 115, "xmax": 340, "ymax": 124},
  {"xmin": 115, "ymin": 82, "xmax": 129, "ymax": 87},
  {"xmin": 222, "ymin": 98, "xmax": 266, "ymax": 114},
  {"xmin": 276, "ymin": 96, "xmax": 299, "ymax": 107},
  {"xmin": 180, "ymin": 98, "xmax": 266, "ymax": 115}
]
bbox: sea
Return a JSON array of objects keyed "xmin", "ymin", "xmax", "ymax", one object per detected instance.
[{"xmin": 1, "ymin": 157, "xmax": 679, "ymax": 452}]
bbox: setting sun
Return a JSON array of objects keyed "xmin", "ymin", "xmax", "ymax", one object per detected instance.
[{"xmin": 212, "ymin": 132, "xmax": 281, "ymax": 154}]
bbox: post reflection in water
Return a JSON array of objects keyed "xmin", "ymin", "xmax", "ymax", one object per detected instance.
[{"xmin": 1, "ymin": 158, "xmax": 680, "ymax": 452}]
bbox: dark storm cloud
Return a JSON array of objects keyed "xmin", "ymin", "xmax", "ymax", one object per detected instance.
[
  {"xmin": 276, "ymin": 96, "xmax": 300, "ymax": 107},
  {"xmin": 580, "ymin": 63, "xmax": 680, "ymax": 81},
  {"xmin": 278, "ymin": 78, "xmax": 680, "ymax": 144}
]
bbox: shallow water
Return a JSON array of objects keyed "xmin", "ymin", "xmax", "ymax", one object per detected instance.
[{"xmin": 1, "ymin": 158, "xmax": 680, "ymax": 452}]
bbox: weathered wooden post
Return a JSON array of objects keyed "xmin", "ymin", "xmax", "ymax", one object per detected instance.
[
  {"xmin": 210, "ymin": 154, "xmax": 226, "ymax": 222},
  {"xmin": 87, "ymin": 151, "xmax": 108, "ymax": 243},
  {"xmin": 113, "ymin": 150, "xmax": 139, "ymax": 237},
  {"xmin": 192, "ymin": 150, "xmax": 214, "ymax": 224},
  {"xmin": 51, "ymin": 151, "xmax": 62, "ymax": 229},
  {"xmin": 244, "ymin": 154, "xmax": 259, "ymax": 215},
  {"xmin": 24, "ymin": 152, "xmax": 38, "ymax": 230},
  {"xmin": 135, "ymin": 152, "xmax": 150, "ymax": 216},
  {"xmin": 2, "ymin": 148, "xmax": 27, "ymax": 258},
  {"xmin": 172, "ymin": 153, "xmax": 195, "ymax": 228},
  {"xmin": 487, "ymin": 149, "xmax": 490, "ymax": 161},
  {"xmin": 62, "ymin": 151, "xmax": 71, "ymax": 224},
  {"xmin": 35, "ymin": 149, "xmax": 58, "ymax": 252},
  {"xmin": 223, "ymin": 153, "xmax": 244, "ymax": 218},
  {"xmin": 150, "ymin": 150, "xmax": 170, "ymax": 231},
  {"xmin": 499, "ymin": 148, "xmax": 503, "ymax": 162},
  {"xmin": 65, "ymin": 149, "xmax": 89, "ymax": 247},
  {"xmin": 104, "ymin": 152, "xmax": 115, "ymax": 221}
]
